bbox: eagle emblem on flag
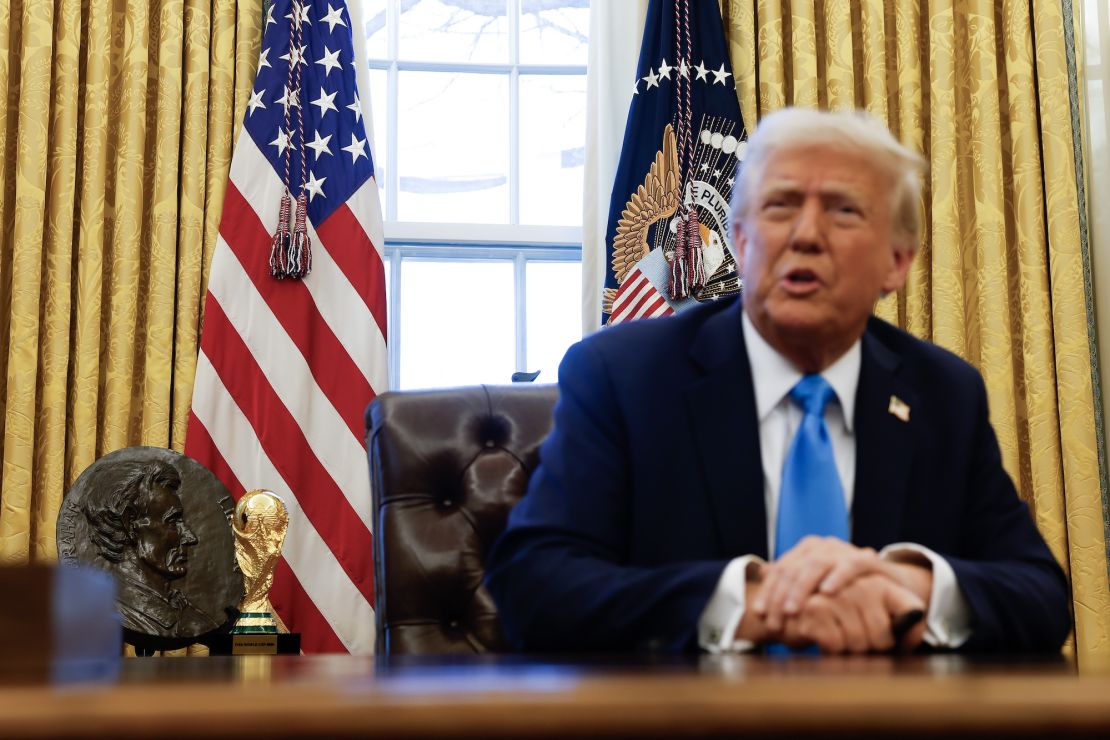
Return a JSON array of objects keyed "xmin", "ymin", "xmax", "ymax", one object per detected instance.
[{"xmin": 602, "ymin": 0, "xmax": 746, "ymax": 326}]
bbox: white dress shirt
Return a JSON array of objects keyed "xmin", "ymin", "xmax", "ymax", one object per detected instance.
[{"xmin": 697, "ymin": 312, "xmax": 972, "ymax": 652}]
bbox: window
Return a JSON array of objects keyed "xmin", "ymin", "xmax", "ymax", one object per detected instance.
[{"xmin": 360, "ymin": 0, "xmax": 588, "ymax": 389}]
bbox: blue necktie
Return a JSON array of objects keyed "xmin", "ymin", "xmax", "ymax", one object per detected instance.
[{"xmin": 774, "ymin": 374, "xmax": 849, "ymax": 559}]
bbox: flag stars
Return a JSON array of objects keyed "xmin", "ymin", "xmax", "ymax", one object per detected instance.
[
  {"xmin": 276, "ymin": 85, "xmax": 301, "ymax": 111},
  {"xmin": 320, "ymin": 3, "xmax": 348, "ymax": 33},
  {"xmin": 658, "ymin": 58, "xmax": 673, "ymax": 80},
  {"xmin": 712, "ymin": 63, "xmax": 732, "ymax": 85},
  {"xmin": 316, "ymin": 46, "xmax": 343, "ymax": 78},
  {"xmin": 306, "ymin": 130, "xmax": 332, "ymax": 160},
  {"xmin": 303, "ymin": 171, "xmax": 327, "ymax": 202},
  {"xmin": 258, "ymin": 47, "xmax": 271, "ymax": 69},
  {"xmin": 631, "ymin": 79, "xmax": 640, "ymax": 96},
  {"xmin": 247, "ymin": 88, "xmax": 266, "ymax": 116},
  {"xmin": 642, "ymin": 69, "xmax": 660, "ymax": 89},
  {"xmin": 342, "ymin": 133, "xmax": 368, "ymax": 163},
  {"xmin": 280, "ymin": 43, "xmax": 308, "ymax": 67},
  {"xmin": 347, "ymin": 92, "xmax": 363, "ymax": 122},
  {"xmin": 286, "ymin": 4, "xmax": 311, "ymax": 25},
  {"xmin": 312, "ymin": 87, "xmax": 339, "ymax": 116},
  {"xmin": 270, "ymin": 128, "xmax": 291, "ymax": 156},
  {"xmin": 694, "ymin": 61, "xmax": 709, "ymax": 81},
  {"xmin": 677, "ymin": 59, "xmax": 689, "ymax": 78},
  {"xmin": 265, "ymin": 4, "xmax": 275, "ymax": 26}
]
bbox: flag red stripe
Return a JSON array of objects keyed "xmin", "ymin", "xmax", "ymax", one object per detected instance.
[
  {"xmin": 185, "ymin": 396, "xmax": 348, "ymax": 653},
  {"xmin": 199, "ymin": 296, "xmax": 376, "ymax": 606},
  {"xmin": 315, "ymin": 203, "xmax": 388, "ymax": 339},
  {"xmin": 184, "ymin": 411, "xmax": 243, "ymax": 499},
  {"xmin": 636, "ymin": 295, "xmax": 669, "ymax": 319},
  {"xmin": 219, "ymin": 182, "xmax": 373, "ymax": 441},
  {"xmin": 269, "ymin": 560, "xmax": 348, "ymax": 653},
  {"xmin": 611, "ymin": 272, "xmax": 647, "ymax": 314},
  {"xmin": 623, "ymin": 278, "xmax": 660, "ymax": 321}
]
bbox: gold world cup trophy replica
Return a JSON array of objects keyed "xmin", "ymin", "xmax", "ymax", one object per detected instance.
[{"xmin": 229, "ymin": 490, "xmax": 299, "ymax": 654}]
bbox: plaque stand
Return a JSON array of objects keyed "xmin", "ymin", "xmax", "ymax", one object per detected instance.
[{"xmin": 204, "ymin": 632, "xmax": 301, "ymax": 656}]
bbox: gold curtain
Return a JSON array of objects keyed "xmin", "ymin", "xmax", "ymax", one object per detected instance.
[
  {"xmin": 0, "ymin": 0, "xmax": 261, "ymax": 565},
  {"xmin": 725, "ymin": 0, "xmax": 1108, "ymax": 657}
]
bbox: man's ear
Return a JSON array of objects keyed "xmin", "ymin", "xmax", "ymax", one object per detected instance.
[{"xmin": 881, "ymin": 245, "xmax": 915, "ymax": 295}]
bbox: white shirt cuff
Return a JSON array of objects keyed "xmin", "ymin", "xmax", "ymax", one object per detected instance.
[
  {"xmin": 880, "ymin": 543, "xmax": 972, "ymax": 648},
  {"xmin": 698, "ymin": 555, "xmax": 765, "ymax": 653}
]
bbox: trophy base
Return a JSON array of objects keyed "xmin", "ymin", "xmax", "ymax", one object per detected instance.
[{"xmin": 205, "ymin": 633, "xmax": 301, "ymax": 656}]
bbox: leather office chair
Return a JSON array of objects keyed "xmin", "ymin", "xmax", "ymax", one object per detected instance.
[{"xmin": 366, "ymin": 384, "xmax": 558, "ymax": 655}]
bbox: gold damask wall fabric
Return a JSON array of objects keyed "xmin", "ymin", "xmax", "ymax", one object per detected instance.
[
  {"xmin": 725, "ymin": 0, "xmax": 1108, "ymax": 656},
  {"xmin": 0, "ymin": 0, "xmax": 261, "ymax": 565}
]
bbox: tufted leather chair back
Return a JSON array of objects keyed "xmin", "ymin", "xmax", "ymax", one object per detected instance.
[{"xmin": 365, "ymin": 384, "xmax": 558, "ymax": 655}]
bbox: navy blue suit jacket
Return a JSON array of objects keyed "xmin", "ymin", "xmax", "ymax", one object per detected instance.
[{"xmin": 486, "ymin": 296, "xmax": 1070, "ymax": 653}]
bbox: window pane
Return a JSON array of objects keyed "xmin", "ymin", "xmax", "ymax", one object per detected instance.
[
  {"xmin": 360, "ymin": 0, "xmax": 388, "ymax": 59},
  {"xmin": 399, "ymin": 0, "xmax": 508, "ymax": 63},
  {"xmin": 519, "ymin": 1, "xmax": 589, "ymax": 65},
  {"xmin": 397, "ymin": 71, "xmax": 509, "ymax": 223},
  {"xmin": 519, "ymin": 74, "xmax": 586, "ymax": 226},
  {"xmin": 399, "ymin": 260, "xmax": 515, "ymax": 389},
  {"xmin": 525, "ymin": 261, "xmax": 582, "ymax": 382}
]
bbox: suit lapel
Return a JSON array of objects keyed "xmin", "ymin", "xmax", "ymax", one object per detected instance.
[
  {"xmin": 682, "ymin": 300, "xmax": 768, "ymax": 559},
  {"xmin": 851, "ymin": 324, "xmax": 916, "ymax": 549}
]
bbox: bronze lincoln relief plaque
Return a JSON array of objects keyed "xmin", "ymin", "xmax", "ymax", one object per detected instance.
[{"xmin": 57, "ymin": 447, "xmax": 243, "ymax": 650}]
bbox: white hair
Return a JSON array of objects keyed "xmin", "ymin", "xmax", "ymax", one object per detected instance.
[{"xmin": 730, "ymin": 107, "xmax": 927, "ymax": 254}]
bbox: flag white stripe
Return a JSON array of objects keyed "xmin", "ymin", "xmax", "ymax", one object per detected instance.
[
  {"xmin": 611, "ymin": 272, "xmax": 648, "ymax": 314},
  {"xmin": 608, "ymin": 271, "xmax": 648, "ymax": 319},
  {"xmin": 228, "ymin": 127, "xmax": 286, "ymax": 236},
  {"xmin": 302, "ymin": 248, "xmax": 388, "ymax": 394},
  {"xmin": 347, "ymin": 177, "xmax": 386, "ymax": 260},
  {"xmin": 206, "ymin": 241, "xmax": 375, "ymax": 532},
  {"xmin": 190, "ymin": 354, "xmax": 375, "ymax": 654},
  {"xmin": 610, "ymin": 274, "xmax": 655, "ymax": 323},
  {"xmin": 635, "ymin": 296, "xmax": 671, "ymax": 320},
  {"xmin": 229, "ymin": 133, "xmax": 387, "ymax": 390}
]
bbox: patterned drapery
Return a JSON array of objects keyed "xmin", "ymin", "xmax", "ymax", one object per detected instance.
[{"xmin": 0, "ymin": 0, "xmax": 260, "ymax": 564}]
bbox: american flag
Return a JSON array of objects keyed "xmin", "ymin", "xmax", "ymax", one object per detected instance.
[{"xmin": 185, "ymin": 0, "xmax": 386, "ymax": 654}]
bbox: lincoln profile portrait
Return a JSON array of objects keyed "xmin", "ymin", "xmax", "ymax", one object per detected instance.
[{"xmin": 84, "ymin": 459, "xmax": 220, "ymax": 637}]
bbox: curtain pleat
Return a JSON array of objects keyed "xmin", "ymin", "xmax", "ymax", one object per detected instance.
[
  {"xmin": 1033, "ymin": 2, "xmax": 1108, "ymax": 657},
  {"xmin": 174, "ymin": 0, "xmax": 215, "ymax": 453},
  {"xmin": 68, "ymin": 0, "xmax": 111, "ymax": 507},
  {"xmin": 726, "ymin": 0, "xmax": 1109, "ymax": 658},
  {"xmin": 1, "ymin": 0, "xmax": 56, "ymax": 563},
  {"xmin": 0, "ymin": 0, "xmax": 259, "ymax": 564},
  {"xmin": 37, "ymin": 0, "xmax": 82, "ymax": 562}
]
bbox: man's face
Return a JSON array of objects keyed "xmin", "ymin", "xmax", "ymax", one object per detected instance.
[
  {"xmin": 732, "ymin": 145, "xmax": 914, "ymax": 360},
  {"xmin": 132, "ymin": 484, "xmax": 197, "ymax": 581}
]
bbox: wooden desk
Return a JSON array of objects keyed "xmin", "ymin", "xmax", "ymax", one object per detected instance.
[{"xmin": 1, "ymin": 654, "xmax": 1107, "ymax": 738}]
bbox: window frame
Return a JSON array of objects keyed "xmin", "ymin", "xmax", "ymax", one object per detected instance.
[{"xmin": 366, "ymin": 0, "xmax": 588, "ymax": 389}]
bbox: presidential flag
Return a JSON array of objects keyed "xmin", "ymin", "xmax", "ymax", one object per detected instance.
[
  {"xmin": 185, "ymin": 0, "xmax": 386, "ymax": 654},
  {"xmin": 603, "ymin": 0, "xmax": 746, "ymax": 325}
]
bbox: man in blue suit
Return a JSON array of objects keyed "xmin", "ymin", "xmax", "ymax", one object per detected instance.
[{"xmin": 486, "ymin": 108, "xmax": 1070, "ymax": 654}]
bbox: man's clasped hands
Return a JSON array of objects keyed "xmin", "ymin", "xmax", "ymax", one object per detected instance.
[{"xmin": 737, "ymin": 536, "xmax": 933, "ymax": 653}]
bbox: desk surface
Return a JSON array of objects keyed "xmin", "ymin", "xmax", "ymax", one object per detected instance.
[{"xmin": 2, "ymin": 654, "xmax": 1109, "ymax": 738}]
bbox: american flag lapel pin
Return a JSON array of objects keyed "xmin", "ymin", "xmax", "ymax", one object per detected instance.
[{"xmin": 888, "ymin": 395, "xmax": 910, "ymax": 422}]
